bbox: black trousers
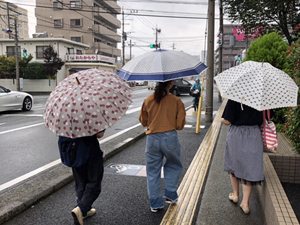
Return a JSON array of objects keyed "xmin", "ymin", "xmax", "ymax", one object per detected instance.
[{"xmin": 72, "ymin": 151, "xmax": 104, "ymax": 216}]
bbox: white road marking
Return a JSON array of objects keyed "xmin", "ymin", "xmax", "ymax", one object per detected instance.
[
  {"xmin": 0, "ymin": 159, "xmax": 61, "ymax": 192},
  {"xmin": 0, "ymin": 123, "xmax": 142, "ymax": 192},
  {"xmin": 184, "ymin": 124, "xmax": 205, "ymax": 129},
  {"xmin": 126, "ymin": 107, "xmax": 141, "ymax": 114},
  {"xmin": 0, "ymin": 123, "xmax": 44, "ymax": 135},
  {"xmin": 99, "ymin": 123, "xmax": 141, "ymax": 144}
]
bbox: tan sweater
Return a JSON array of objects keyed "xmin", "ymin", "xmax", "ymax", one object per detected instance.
[{"xmin": 139, "ymin": 93, "xmax": 186, "ymax": 134}]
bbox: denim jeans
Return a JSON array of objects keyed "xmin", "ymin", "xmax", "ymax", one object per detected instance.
[{"xmin": 145, "ymin": 130, "xmax": 183, "ymax": 209}]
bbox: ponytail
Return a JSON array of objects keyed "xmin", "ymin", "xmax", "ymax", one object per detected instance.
[{"xmin": 154, "ymin": 81, "xmax": 172, "ymax": 103}]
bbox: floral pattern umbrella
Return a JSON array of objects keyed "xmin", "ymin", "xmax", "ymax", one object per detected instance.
[
  {"xmin": 214, "ymin": 61, "xmax": 298, "ymax": 111},
  {"xmin": 43, "ymin": 69, "xmax": 132, "ymax": 138}
]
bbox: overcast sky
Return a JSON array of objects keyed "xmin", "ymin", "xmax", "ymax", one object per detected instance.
[
  {"xmin": 118, "ymin": 1, "xmax": 221, "ymax": 58},
  {"xmin": 5, "ymin": 0, "xmax": 222, "ymax": 59}
]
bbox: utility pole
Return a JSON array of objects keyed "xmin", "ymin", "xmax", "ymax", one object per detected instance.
[
  {"xmin": 218, "ymin": 0, "xmax": 223, "ymax": 102},
  {"xmin": 172, "ymin": 43, "xmax": 176, "ymax": 50},
  {"xmin": 14, "ymin": 17, "xmax": 20, "ymax": 91},
  {"xmin": 205, "ymin": 0, "xmax": 215, "ymax": 122},
  {"xmin": 122, "ymin": 10, "xmax": 125, "ymax": 65},
  {"xmin": 155, "ymin": 26, "xmax": 161, "ymax": 50},
  {"xmin": 7, "ymin": 2, "xmax": 11, "ymax": 39},
  {"xmin": 129, "ymin": 39, "xmax": 132, "ymax": 60}
]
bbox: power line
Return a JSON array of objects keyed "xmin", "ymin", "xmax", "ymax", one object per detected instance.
[{"xmin": 10, "ymin": 2, "xmax": 217, "ymax": 20}]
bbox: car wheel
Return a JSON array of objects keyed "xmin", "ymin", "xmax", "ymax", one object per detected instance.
[
  {"xmin": 22, "ymin": 97, "xmax": 32, "ymax": 111},
  {"xmin": 172, "ymin": 89, "xmax": 178, "ymax": 96}
]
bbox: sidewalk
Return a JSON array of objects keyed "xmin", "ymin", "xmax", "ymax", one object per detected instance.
[{"xmin": 195, "ymin": 125, "xmax": 265, "ymax": 225}]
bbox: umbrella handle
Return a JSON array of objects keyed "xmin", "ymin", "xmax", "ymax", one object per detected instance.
[{"xmin": 76, "ymin": 77, "xmax": 81, "ymax": 85}]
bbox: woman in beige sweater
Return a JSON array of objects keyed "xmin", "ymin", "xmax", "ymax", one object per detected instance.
[{"xmin": 139, "ymin": 80, "xmax": 186, "ymax": 212}]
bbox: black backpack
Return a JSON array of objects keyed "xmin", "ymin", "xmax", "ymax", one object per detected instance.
[{"xmin": 58, "ymin": 136, "xmax": 91, "ymax": 168}]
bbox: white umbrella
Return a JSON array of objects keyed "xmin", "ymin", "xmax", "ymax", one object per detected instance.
[
  {"xmin": 214, "ymin": 61, "xmax": 298, "ymax": 111},
  {"xmin": 118, "ymin": 49, "xmax": 207, "ymax": 81}
]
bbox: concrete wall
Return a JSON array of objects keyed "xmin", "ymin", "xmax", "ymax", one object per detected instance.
[{"xmin": 0, "ymin": 79, "xmax": 56, "ymax": 93}]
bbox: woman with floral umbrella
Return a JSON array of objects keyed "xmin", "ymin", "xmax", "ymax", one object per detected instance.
[{"xmin": 44, "ymin": 69, "xmax": 132, "ymax": 225}]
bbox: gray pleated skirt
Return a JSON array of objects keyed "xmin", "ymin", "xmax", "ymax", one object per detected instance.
[{"xmin": 224, "ymin": 125, "xmax": 264, "ymax": 183}]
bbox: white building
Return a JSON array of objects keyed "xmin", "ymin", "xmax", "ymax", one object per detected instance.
[{"xmin": 0, "ymin": 38, "xmax": 117, "ymax": 92}]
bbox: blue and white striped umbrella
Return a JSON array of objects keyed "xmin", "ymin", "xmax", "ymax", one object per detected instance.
[{"xmin": 118, "ymin": 49, "xmax": 207, "ymax": 81}]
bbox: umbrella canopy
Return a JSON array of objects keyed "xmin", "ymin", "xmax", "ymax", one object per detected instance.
[
  {"xmin": 43, "ymin": 69, "xmax": 132, "ymax": 138},
  {"xmin": 118, "ymin": 49, "xmax": 207, "ymax": 81},
  {"xmin": 214, "ymin": 61, "xmax": 299, "ymax": 111}
]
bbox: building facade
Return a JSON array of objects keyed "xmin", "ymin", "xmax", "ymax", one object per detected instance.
[
  {"xmin": 0, "ymin": 2, "xmax": 29, "ymax": 39},
  {"xmin": 35, "ymin": 0, "xmax": 121, "ymax": 60},
  {"xmin": 0, "ymin": 38, "xmax": 89, "ymax": 84},
  {"xmin": 215, "ymin": 24, "xmax": 257, "ymax": 74}
]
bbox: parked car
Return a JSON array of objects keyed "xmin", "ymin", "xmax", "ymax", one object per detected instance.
[
  {"xmin": 0, "ymin": 86, "xmax": 33, "ymax": 112},
  {"xmin": 135, "ymin": 81, "xmax": 145, "ymax": 86},
  {"xmin": 170, "ymin": 79, "xmax": 192, "ymax": 95},
  {"xmin": 147, "ymin": 81, "xmax": 156, "ymax": 90}
]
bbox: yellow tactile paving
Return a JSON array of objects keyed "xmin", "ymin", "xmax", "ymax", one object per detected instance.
[{"xmin": 160, "ymin": 100, "xmax": 226, "ymax": 225}]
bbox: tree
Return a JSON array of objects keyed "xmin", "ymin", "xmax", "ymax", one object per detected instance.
[
  {"xmin": 282, "ymin": 39, "xmax": 300, "ymax": 152},
  {"xmin": 19, "ymin": 54, "xmax": 34, "ymax": 77},
  {"xmin": 43, "ymin": 45, "xmax": 64, "ymax": 79},
  {"xmin": 0, "ymin": 55, "xmax": 14, "ymax": 78},
  {"xmin": 243, "ymin": 32, "xmax": 289, "ymax": 70},
  {"xmin": 0, "ymin": 55, "xmax": 33, "ymax": 79},
  {"xmin": 222, "ymin": 0, "xmax": 300, "ymax": 45},
  {"xmin": 23, "ymin": 62, "xmax": 47, "ymax": 79}
]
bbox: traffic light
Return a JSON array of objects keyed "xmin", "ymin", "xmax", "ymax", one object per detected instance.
[
  {"xmin": 237, "ymin": 54, "xmax": 242, "ymax": 61},
  {"xmin": 150, "ymin": 43, "xmax": 160, "ymax": 48},
  {"xmin": 218, "ymin": 33, "xmax": 223, "ymax": 45},
  {"xmin": 23, "ymin": 49, "xmax": 28, "ymax": 57}
]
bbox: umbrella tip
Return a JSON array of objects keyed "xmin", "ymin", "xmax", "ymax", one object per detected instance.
[{"xmin": 75, "ymin": 77, "xmax": 81, "ymax": 85}]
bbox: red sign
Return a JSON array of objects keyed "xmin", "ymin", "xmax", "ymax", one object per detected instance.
[
  {"xmin": 233, "ymin": 26, "xmax": 263, "ymax": 41},
  {"xmin": 66, "ymin": 54, "xmax": 116, "ymax": 63}
]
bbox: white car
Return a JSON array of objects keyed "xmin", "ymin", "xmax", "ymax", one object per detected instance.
[{"xmin": 0, "ymin": 85, "xmax": 33, "ymax": 112}]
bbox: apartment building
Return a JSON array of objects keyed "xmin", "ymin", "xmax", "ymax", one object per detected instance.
[
  {"xmin": 35, "ymin": 0, "xmax": 121, "ymax": 60},
  {"xmin": 0, "ymin": 2, "xmax": 29, "ymax": 39},
  {"xmin": 215, "ymin": 24, "xmax": 257, "ymax": 74}
]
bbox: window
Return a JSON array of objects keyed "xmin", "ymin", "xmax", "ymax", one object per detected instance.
[
  {"xmin": 71, "ymin": 37, "xmax": 82, "ymax": 42},
  {"xmin": 70, "ymin": 19, "xmax": 81, "ymax": 27},
  {"xmin": 53, "ymin": 1, "xmax": 63, "ymax": 9},
  {"xmin": 54, "ymin": 19, "xmax": 63, "ymax": 27},
  {"xmin": 76, "ymin": 50, "xmax": 82, "ymax": 55},
  {"xmin": 70, "ymin": 1, "xmax": 81, "ymax": 8},
  {"xmin": 36, "ymin": 46, "xmax": 48, "ymax": 59},
  {"xmin": 6, "ymin": 46, "xmax": 21, "ymax": 57}
]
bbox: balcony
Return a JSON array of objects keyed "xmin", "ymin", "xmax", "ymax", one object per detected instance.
[
  {"xmin": 92, "ymin": 42, "xmax": 121, "ymax": 58},
  {"xmin": 93, "ymin": 8, "xmax": 121, "ymax": 29},
  {"xmin": 92, "ymin": 24, "xmax": 121, "ymax": 43},
  {"xmin": 98, "ymin": 0, "xmax": 121, "ymax": 14}
]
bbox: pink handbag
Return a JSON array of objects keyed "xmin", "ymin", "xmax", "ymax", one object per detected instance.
[{"xmin": 261, "ymin": 110, "xmax": 278, "ymax": 152}]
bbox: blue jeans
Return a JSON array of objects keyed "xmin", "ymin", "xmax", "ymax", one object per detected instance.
[{"xmin": 145, "ymin": 130, "xmax": 183, "ymax": 209}]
